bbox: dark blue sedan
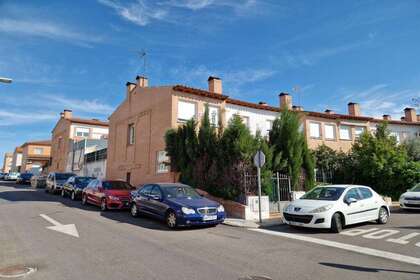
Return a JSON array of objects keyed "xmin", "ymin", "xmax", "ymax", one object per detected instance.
[{"xmin": 129, "ymin": 183, "xmax": 225, "ymax": 228}]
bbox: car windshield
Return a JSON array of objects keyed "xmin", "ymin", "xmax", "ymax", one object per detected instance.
[
  {"xmin": 76, "ymin": 177, "xmax": 94, "ymax": 184},
  {"xmin": 301, "ymin": 187, "xmax": 345, "ymax": 201},
  {"xmin": 163, "ymin": 185, "xmax": 201, "ymax": 199},
  {"xmin": 56, "ymin": 173, "xmax": 74, "ymax": 180},
  {"xmin": 410, "ymin": 183, "xmax": 420, "ymax": 192},
  {"xmin": 103, "ymin": 181, "xmax": 133, "ymax": 190}
]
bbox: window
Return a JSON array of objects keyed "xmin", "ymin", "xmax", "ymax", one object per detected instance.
[
  {"xmin": 344, "ymin": 188, "xmax": 362, "ymax": 201},
  {"xmin": 309, "ymin": 122, "xmax": 321, "ymax": 138},
  {"xmin": 156, "ymin": 151, "xmax": 169, "ymax": 173},
  {"xmin": 140, "ymin": 185, "xmax": 153, "ymax": 196},
  {"xmin": 178, "ymin": 100, "xmax": 196, "ymax": 122},
  {"xmin": 240, "ymin": 115, "xmax": 250, "ymax": 128},
  {"xmin": 358, "ymin": 188, "xmax": 373, "ymax": 199},
  {"xmin": 208, "ymin": 106, "xmax": 219, "ymax": 126},
  {"xmin": 75, "ymin": 127, "xmax": 90, "ymax": 137},
  {"xmin": 324, "ymin": 124, "xmax": 336, "ymax": 140},
  {"xmin": 354, "ymin": 126, "xmax": 366, "ymax": 139},
  {"xmin": 339, "ymin": 125, "xmax": 351, "ymax": 140},
  {"xmin": 126, "ymin": 172, "xmax": 131, "ymax": 184},
  {"xmin": 33, "ymin": 148, "xmax": 44, "ymax": 155},
  {"xmin": 150, "ymin": 186, "xmax": 162, "ymax": 199},
  {"xmin": 128, "ymin": 123, "xmax": 135, "ymax": 145}
]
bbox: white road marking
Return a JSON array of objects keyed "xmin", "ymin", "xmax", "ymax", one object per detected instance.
[
  {"xmin": 40, "ymin": 214, "xmax": 79, "ymax": 238},
  {"xmin": 340, "ymin": 228, "xmax": 379, "ymax": 236},
  {"xmin": 362, "ymin": 229, "xmax": 400, "ymax": 240},
  {"xmin": 387, "ymin": 233, "xmax": 420, "ymax": 245},
  {"xmin": 250, "ymin": 228, "xmax": 420, "ymax": 266}
]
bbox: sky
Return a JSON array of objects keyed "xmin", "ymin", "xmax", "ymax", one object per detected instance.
[{"xmin": 1, "ymin": 0, "xmax": 420, "ymax": 163}]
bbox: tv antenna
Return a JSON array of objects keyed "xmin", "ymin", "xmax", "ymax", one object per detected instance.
[
  {"xmin": 138, "ymin": 49, "xmax": 147, "ymax": 76},
  {"xmin": 292, "ymin": 85, "xmax": 301, "ymax": 106}
]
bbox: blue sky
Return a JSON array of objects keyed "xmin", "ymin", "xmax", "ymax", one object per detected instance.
[{"xmin": 1, "ymin": 0, "xmax": 420, "ymax": 162}]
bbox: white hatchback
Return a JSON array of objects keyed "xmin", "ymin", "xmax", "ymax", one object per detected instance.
[
  {"xmin": 283, "ymin": 185, "xmax": 390, "ymax": 233},
  {"xmin": 399, "ymin": 183, "xmax": 420, "ymax": 210}
]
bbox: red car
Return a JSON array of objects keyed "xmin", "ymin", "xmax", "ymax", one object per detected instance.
[{"xmin": 81, "ymin": 179, "xmax": 135, "ymax": 211}]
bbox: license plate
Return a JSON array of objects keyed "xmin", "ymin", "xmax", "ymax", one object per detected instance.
[
  {"xmin": 289, "ymin": 221, "xmax": 304, "ymax": 226},
  {"xmin": 203, "ymin": 215, "xmax": 217, "ymax": 221}
]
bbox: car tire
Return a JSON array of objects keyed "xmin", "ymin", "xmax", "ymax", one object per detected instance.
[
  {"xmin": 331, "ymin": 213, "xmax": 343, "ymax": 233},
  {"xmin": 61, "ymin": 189, "xmax": 65, "ymax": 198},
  {"xmin": 81, "ymin": 194, "xmax": 87, "ymax": 205},
  {"xmin": 100, "ymin": 199, "xmax": 107, "ymax": 211},
  {"xmin": 71, "ymin": 191, "xmax": 76, "ymax": 201},
  {"xmin": 377, "ymin": 207, "xmax": 389, "ymax": 224},
  {"xmin": 130, "ymin": 203, "xmax": 139, "ymax": 217},
  {"xmin": 166, "ymin": 210, "xmax": 177, "ymax": 229}
]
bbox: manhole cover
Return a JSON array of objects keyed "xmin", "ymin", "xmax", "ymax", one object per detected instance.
[
  {"xmin": 239, "ymin": 276, "xmax": 272, "ymax": 280},
  {"xmin": 0, "ymin": 265, "xmax": 37, "ymax": 278}
]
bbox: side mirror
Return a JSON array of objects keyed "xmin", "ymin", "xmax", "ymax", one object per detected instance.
[
  {"xmin": 150, "ymin": 194, "xmax": 161, "ymax": 201},
  {"xmin": 345, "ymin": 197, "xmax": 357, "ymax": 205}
]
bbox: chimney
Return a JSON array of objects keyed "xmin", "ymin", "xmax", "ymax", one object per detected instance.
[
  {"xmin": 293, "ymin": 105, "xmax": 303, "ymax": 111},
  {"xmin": 63, "ymin": 109, "xmax": 72, "ymax": 119},
  {"xmin": 126, "ymin": 82, "xmax": 136, "ymax": 98},
  {"xmin": 208, "ymin": 76, "xmax": 222, "ymax": 94},
  {"xmin": 279, "ymin": 93, "xmax": 292, "ymax": 110},
  {"xmin": 401, "ymin": 117, "xmax": 405, "ymax": 121},
  {"xmin": 259, "ymin": 101, "xmax": 268, "ymax": 106},
  {"xmin": 348, "ymin": 102, "xmax": 360, "ymax": 116},
  {"xmin": 383, "ymin": 114, "xmax": 391, "ymax": 121},
  {"xmin": 136, "ymin": 76, "xmax": 148, "ymax": 88},
  {"xmin": 404, "ymin": 107, "xmax": 417, "ymax": 122},
  {"xmin": 60, "ymin": 112, "xmax": 64, "ymax": 118},
  {"xmin": 325, "ymin": 109, "xmax": 334, "ymax": 115}
]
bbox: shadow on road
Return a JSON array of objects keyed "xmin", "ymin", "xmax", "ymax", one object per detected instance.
[
  {"xmin": 0, "ymin": 183, "xmax": 213, "ymax": 232},
  {"xmin": 319, "ymin": 262, "xmax": 420, "ymax": 275}
]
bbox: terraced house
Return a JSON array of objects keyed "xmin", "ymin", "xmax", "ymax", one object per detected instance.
[
  {"xmin": 20, "ymin": 140, "xmax": 52, "ymax": 174},
  {"xmin": 107, "ymin": 76, "xmax": 420, "ymax": 187},
  {"xmin": 50, "ymin": 110, "xmax": 109, "ymax": 173},
  {"xmin": 10, "ymin": 146, "xmax": 23, "ymax": 173},
  {"xmin": 2, "ymin": 153, "xmax": 13, "ymax": 173}
]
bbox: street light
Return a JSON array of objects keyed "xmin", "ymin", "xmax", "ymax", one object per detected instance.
[{"xmin": 0, "ymin": 77, "xmax": 12, "ymax": 84}]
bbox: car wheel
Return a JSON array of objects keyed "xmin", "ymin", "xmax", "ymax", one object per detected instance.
[
  {"xmin": 81, "ymin": 194, "xmax": 87, "ymax": 205},
  {"xmin": 61, "ymin": 189, "xmax": 65, "ymax": 197},
  {"xmin": 377, "ymin": 207, "xmax": 389, "ymax": 224},
  {"xmin": 166, "ymin": 210, "xmax": 177, "ymax": 229},
  {"xmin": 331, "ymin": 213, "xmax": 343, "ymax": 233},
  {"xmin": 130, "ymin": 203, "xmax": 138, "ymax": 217},
  {"xmin": 71, "ymin": 191, "xmax": 76, "ymax": 201},
  {"xmin": 100, "ymin": 199, "xmax": 107, "ymax": 211}
]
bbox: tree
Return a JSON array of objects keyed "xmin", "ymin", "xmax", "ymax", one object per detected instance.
[
  {"xmin": 403, "ymin": 138, "xmax": 420, "ymax": 162},
  {"xmin": 269, "ymin": 107, "xmax": 314, "ymax": 189}
]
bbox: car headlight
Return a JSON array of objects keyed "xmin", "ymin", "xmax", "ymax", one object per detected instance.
[
  {"xmin": 217, "ymin": 205, "xmax": 225, "ymax": 212},
  {"xmin": 399, "ymin": 195, "xmax": 405, "ymax": 200},
  {"xmin": 309, "ymin": 205, "xmax": 333, "ymax": 213},
  {"xmin": 107, "ymin": 195, "xmax": 120, "ymax": 201},
  {"xmin": 284, "ymin": 204, "xmax": 294, "ymax": 212},
  {"xmin": 181, "ymin": 207, "xmax": 195, "ymax": 215}
]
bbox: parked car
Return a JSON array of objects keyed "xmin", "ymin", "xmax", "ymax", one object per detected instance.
[
  {"xmin": 17, "ymin": 173, "xmax": 33, "ymax": 184},
  {"xmin": 31, "ymin": 175, "xmax": 47, "ymax": 188},
  {"xmin": 5, "ymin": 172, "xmax": 19, "ymax": 181},
  {"xmin": 399, "ymin": 183, "xmax": 420, "ymax": 210},
  {"xmin": 283, "ymin": 185, "xmax": 389, "ymax": 233},
  {"xmin": 62, "ymin": 176, "xmax": 95, "ymax": 200},
  {"xmin": 129, "ymin": 183, "xmax": 225, "ymax": 229},
  {"xmin": 46, "ymin": 172, "xmax": 76, "ymax": 194},
  {"xmin": 81, "ymin": 179, "xmax": 135, "ymax": 210},
  {"xmin": 0, "ymin": 173, "xmax": 6, "ymax": 180}
]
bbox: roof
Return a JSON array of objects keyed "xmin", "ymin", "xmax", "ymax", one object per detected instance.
[
  {"xmin": 68, "ymin": 118, "xmax": 109, "ymax": 127},
  {"xmin": 172, "ymin": 85, "xmax": 420, "ymax": 126},
  {"xmin": 22, "ymin": 140, "xmax": 52, "ymax": 147},
  {"xmin": 14, "ymin": 146, "xmax": 23, "ymax": 153}
]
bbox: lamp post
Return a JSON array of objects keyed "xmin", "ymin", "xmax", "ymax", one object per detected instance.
[{"xmin": 0, "ymin": 77, "xmax": 12, "ymax": 84}]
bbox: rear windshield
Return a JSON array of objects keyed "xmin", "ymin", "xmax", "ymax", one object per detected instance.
[
  {"xmin": 410, "ymin": 183, "xmax": 420, "ymax": 192},
  {"xmin": 301, "ymin": 187, "xmax": 345, "ymax": 201},
  {"xmin": 56, "ymin": 173, "xmax": 74, "ymax": 180},
  {"xmin": 103, "ymin": 181, "xmax": 133, "ymax": 190},
  {"xmin": 163, "ymin": 185, "xmax": 201, "ymax": 199}
]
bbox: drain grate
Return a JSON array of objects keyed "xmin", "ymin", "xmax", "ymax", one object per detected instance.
[
  {"xmin": 0, "ymin": 265, "xmax": 37, "ymax": 278},
  {"xmin": 239, "ymin": 276, "xmax": 273, "ymax": 280}
]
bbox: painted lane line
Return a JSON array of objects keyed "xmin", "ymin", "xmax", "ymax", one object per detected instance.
[
  {"xmin": 40, "ymin": 214, "xmax": 79, "ymax": 238},
  {"xmin": 362, "ymin": 229, "xmax": 400, "ymax": 240},
  {"xmin": 387, "ymin": 233, "xmax": 420, "ymax": 245},
  {"xmin": 249, "ymin": 228, "xmax": 420, "ymax": 266}
]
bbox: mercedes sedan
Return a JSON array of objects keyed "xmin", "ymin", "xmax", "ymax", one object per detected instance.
[
  {"xmin": 129, "ymin": 183, "xmax": 225, "ymax": 228},
  {"xmin": 283, "ymin": 185, "xmax": 389, "ymax": 233}
]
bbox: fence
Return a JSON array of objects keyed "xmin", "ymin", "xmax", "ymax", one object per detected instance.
[{"xmin": 315, "ymin": 169, "xmax": 333, "ymax": 184}]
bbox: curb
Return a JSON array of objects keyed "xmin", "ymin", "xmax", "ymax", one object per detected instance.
[{"xmin": 223, "ymin": 218, "xmax": 284, "ymax": 229}]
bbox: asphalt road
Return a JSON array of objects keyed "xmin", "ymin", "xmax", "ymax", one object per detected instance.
[{"xmin": 1, "ymin": 181, "xmax": 420, "ymax": 280}]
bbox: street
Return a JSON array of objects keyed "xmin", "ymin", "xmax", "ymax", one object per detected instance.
[{"xmin": 0, "ymin": 182, "xmax": 419, "ymax": 280}]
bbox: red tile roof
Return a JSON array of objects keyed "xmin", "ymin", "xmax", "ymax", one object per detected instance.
[
  {"xmin": 22, "ymin": 140, "xmax": 52, "ymax": 147},
  {"xmin": 173, "ymin": 85, "xmax": 228, "ymax": 101},
  {"xmin": 68, "ymin": 118, "xmax": 109, "ymax": 127}
]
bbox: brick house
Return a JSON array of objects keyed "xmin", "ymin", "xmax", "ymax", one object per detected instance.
[
  {"xmin": 20, "ymin": 140, "xmax": 52, "ymax": 174},
  {"xmin": 2, "ymin": 152, "xmax": 13, "ymax": 173}
]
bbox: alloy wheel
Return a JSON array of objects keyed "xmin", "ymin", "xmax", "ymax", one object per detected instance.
[
  {"xmin": 71, "ymin": 192, "xmax": 75, "ymax": 200},
  {"xmin": 131, "ymin": 204, "xmax": 138, "ymax": 217},
  {"xmin": 379, "ymin": 208, "xmax": 389, "ymax": 224},
  {"xmin": 166, "ymin": 212, "xmax": 177, "ymax": 228},
  {"xmin": 82, "ymin": 195, "xmax": 87, "ymax": 205},
  {"xmin": 61, "ymin": 189, "xmax": 65, "ymax": 197},
  {"xmin": 101, "ymin": 199, "xmax": 107, "ymax": 211}
]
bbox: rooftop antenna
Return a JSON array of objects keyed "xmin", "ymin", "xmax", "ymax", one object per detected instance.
[
  {"xmin": 292, "ymin": 85, "xmax": 301, "ymax": 106},
  {"xmin": 138, "ymin": 49, "xmax": 147, "ymax": 76},
  {"xmin": 413, "ymin": 97, "xmax": 419, "ymax": 110}
]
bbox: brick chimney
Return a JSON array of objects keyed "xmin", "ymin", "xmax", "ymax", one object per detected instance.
[
  {"xmin": 404, "ymin": 107, "xmax": 417, "ymax": 122},
  {"xmin": 325, "ymin": 109, "xmax": 334, "ymax": 115},
  {"xmin": 136, "ymin": 76, "xmax": 148, "ymax": 88},
  {"xmin": 259, "ymin": 101, "xmax": 268, "ymax": 106},
  {"xmin": 383, "ymin": 114, "xmax": 391, "ymax": 121},
  {"xmin": 126, "ymin": 82, "xmax": 136, "ymax": 98},
  {"xmin": 63, "ymin": 109, "xmax": 72, "ymax": 119},
  {"xmin": 60, "ymin": 112, "xmax": 64, "ymax": 118},
  {"xmin": 293, "ymin": 105, "xmax": 303, "ymax": 111},
  {"xmin": 348, "ymin": 102, "xmax": 360, "ymax": 116},
  {"xmin": 208, "ymin": 76, "xmax": 222, "ymax": 94},
  {"xmin": 279, "ymin": 93, "xmax": 292, "ymax": 110}
]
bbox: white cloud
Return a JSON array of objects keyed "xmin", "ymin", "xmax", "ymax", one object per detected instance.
[
  {"xmin": 166, "ymin": 0, "xmax": 215, "ymax": 10},
  {"xmin": 0, "ymin": 18, "xmax": 102, "ymax": 47},
  {"xmin": 0, "ymin": 110, "xmax": 56, "ymax": 126},
  {"xmin": 40, "ymin": 94, "xmax": 115, "ymax": 115}
]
